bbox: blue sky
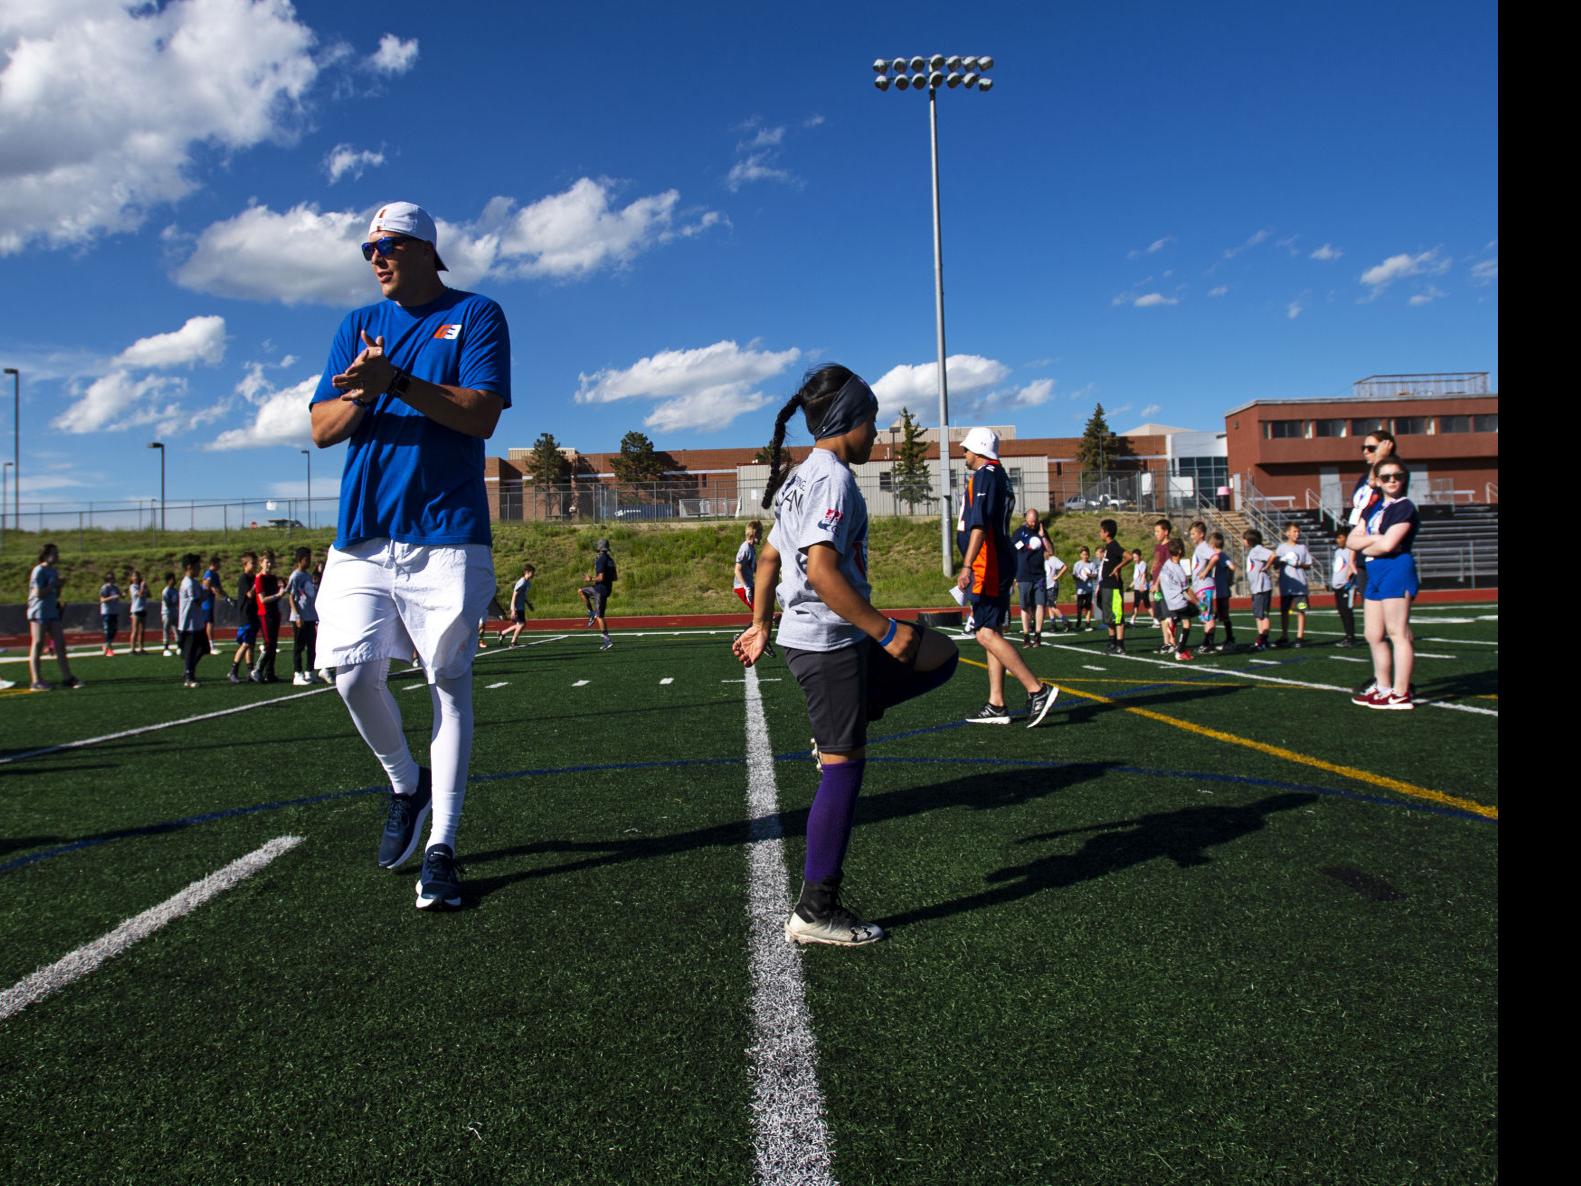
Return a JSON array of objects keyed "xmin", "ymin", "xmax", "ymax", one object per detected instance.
[{"xmin": 0, "ymin": 0, "xmax": 1497, "ymax": 512}]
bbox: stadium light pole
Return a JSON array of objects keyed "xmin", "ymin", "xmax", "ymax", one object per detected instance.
[
  {"xmin": 1, "ymin": 461, "xmax": 11, "ymax": 550},
  {"xmin": 147, "ymin": 442, "xmax": 165, "ymax": 534},
  {"xmin": 301, "ymin": 448, "xmax": 312, "ymax": 529},
  {"xmin": 871, "ymin": 55, "xmax": 994, "ymax": 576},
  {"xmin": 3, "ymin": 368, "xmax": 17, "ymax": 532}
]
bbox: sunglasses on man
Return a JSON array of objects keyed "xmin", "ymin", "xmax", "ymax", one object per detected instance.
[
  {"xmin": 1377, "ymin": 472, "xmax": 1405, "ymax": 482},
  {"xmin": 360, "ymin": 236, "xmax": 415, "ymax": 261}
]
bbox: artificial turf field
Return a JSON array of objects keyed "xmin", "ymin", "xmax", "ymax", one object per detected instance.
[{"xmin": 0, "ymin": 604, "xmax": 1498, "ymax": 1185}]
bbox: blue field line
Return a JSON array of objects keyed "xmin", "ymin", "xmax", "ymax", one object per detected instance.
[{"xmin": 1, "ymin": 732, "xmax": 1494, "ymax": 876}]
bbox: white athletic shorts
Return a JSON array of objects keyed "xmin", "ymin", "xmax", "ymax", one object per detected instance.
[{"xmin": 316, "ymin": 538, "xmax": 494, "ymax": 683}]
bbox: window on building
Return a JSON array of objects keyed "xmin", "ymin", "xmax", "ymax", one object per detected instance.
[
  {"xmin": 1351, "ymin": 418, "xmax": 1389, "ymax": 437},
  {"xmin": 1264, "ymin": 420, "xmax": 1307, "ymax": 439},
  {"xmin": 1313, "ymin": 419, "xmax": 1347, "ymax": 438},
  {"xmin": 1474, "ymin": 414, "xmax": 1499, "ymax": 433},
  {"xmin": 1393, "ymin": 417, "xmax": 1429, "ymax": 435},
  {"xmin": 879, "ymin": 470, "xmax": 894, "ymax": 491},
  {"xmin": 1173, "ymin": 456, "xmax": 1229, "ymax": 494},
  {"xmin": 1438, "ymin": 415, "xmax": 1473, "ymax": 434}
]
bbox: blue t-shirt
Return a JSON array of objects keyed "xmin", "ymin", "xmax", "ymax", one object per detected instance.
[
  {"xmin": 957, "ymin": 461, "xmax": 1015, "ymax": 597},
  {"xmin": 311, "ymin": 289, "xmax": 511, "ymax": 549},
  {"xmin": 1010, "ymin": 525, "xmax": 1048, "ymax": 582},
  {"xmin": 595, "ymin": 552, "xmax": 617, "ymax": 588},
  {"xmin": 1366, "ymin": 498, "xmax": 1419, "ymax": 555}
]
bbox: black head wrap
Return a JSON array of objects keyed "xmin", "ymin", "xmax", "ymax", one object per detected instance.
[{"xmin": 808, "ymin": 374, "xmax": 879, "ymax": 440}]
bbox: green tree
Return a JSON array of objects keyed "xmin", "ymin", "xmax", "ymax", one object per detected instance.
[
  {"xmin": 891, "ymin": 408, "xmax": 932, "ymax": 512},
  {"xmin": 526, "ymin": 431, "xmax": 570, "ymax": 518},
  {"xmin": 1076, "ymin": 403, "xmax": 1124, "ymax": 482},
  {"xmin": 611, "ymin": 430, "xmax": 668, "ymax": 487}
]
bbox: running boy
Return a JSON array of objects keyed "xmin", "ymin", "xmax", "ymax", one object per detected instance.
[
  {"xmin": 502, "ymin": 563, "xmax": 535, "ymax": 647},
  {"xmin": 732, "ymin": 365, "xmax": 961, "ymax": 946},
  {"xmin": 1244, "ymin": 529, "xmax": 1274, "ymax": 650},
  {"xmin": 1275, "ymin": 522, "xmax": 1313, "ymax": 647},
  {"xmin": 591, "ymin": 539, "xmax": 617, "ymax": 652}
]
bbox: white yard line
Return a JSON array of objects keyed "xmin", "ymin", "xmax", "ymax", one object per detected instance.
[
  {"xmin": 0, "ymin": 835, "xmax": 304, "ymax": 1023},
  {"xmin": 1331, "ymin": 655, "xmax": 1370, "ymax": 663},
  {"xmin": 660, "ymin": 677, "xmax": 674, "ymax": 685},
  {"xmin": 1249, "ymin": 659, "xmax": 1280, "ymax": 666},
  {"xmin": 1082, "ymin": 665, "xmax": 1107, "ymax": 672},
  {"xmin": 485, "ymin": 681, "xmax": 509, "ymax": 689},
  {"xmin": 741, "ymin": 665, "xmax": 837, "ymax": 1186},
  {"xmin": 1414, "ymin": 653, "xmax": 1457, "ymax": 660},
  {"xmin": 1040, "ymin": 641, "xmax": 1498, "ymax": 717},
  {"xmin": 572, "ymin": 679, "xmax": 590, "ymax": 687}
]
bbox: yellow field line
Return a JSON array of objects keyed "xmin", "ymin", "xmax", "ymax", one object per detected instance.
[{"xmin": 959, "ymin": 657, "xmax": 1497, "ymax": 820}]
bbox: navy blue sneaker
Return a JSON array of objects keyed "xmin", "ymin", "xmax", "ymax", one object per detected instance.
[
  {"xmin": 415, "ymin": 844, "xmax": 463, "ymax": 910},
  {"xmin": 377, "ymin": 768, "xmax": 431, "ymax": 869}
]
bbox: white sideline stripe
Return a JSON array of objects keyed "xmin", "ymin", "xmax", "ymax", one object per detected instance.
[
  {"xmin": 1249, "ymin": 659, "xmax": 1280, "ymax": 666},
  {"xmin": 486, "ymin": 681, "xmax": 509, "ymax": 689},
  {"xmin": 741, "ymin": 664, "xmax": 836, "ymax": 1186},
  {"xmin": 1424, "ymin": 637, "xmax": 1497, "ymax": 647},
  {"xmin": 660, "ymin": 677, "xmax": 674, "ymax": 685},
  {"xmin": 1331, "ymin": 655, "xmax": 1369, "ymax": 663},
  {"xmin": 1040, "ymin": 641, "xmax": 1498, "ymax": 717},
  {"xmin": 1414, "ymin": 653, "xmax": 1457, "ymax": 660},
  {"xmin": 0, "ymin": 835, "xmax": 304, "ymax": 1023},
  {"xmin": 572, "ymin": 679, "xmax": 589, "ymax": 687},
  {"xmin": 1082, "ymin": 665, "xmax": 1107, "ymax": 672}
]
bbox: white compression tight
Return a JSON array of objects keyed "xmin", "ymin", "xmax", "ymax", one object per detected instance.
[{"xmin": 335, "ymin": 660, "xmax": 474, "ymax": 852}]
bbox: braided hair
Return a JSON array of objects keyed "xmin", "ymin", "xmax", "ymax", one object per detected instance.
[{"xmin": 760, "ymin": 364, "xmax": 855, "ymax": 509}]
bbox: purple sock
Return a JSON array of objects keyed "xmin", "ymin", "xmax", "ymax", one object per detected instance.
[{"xmin": 803, "ymin": 759, "xmax": 866, "ymax": 884}]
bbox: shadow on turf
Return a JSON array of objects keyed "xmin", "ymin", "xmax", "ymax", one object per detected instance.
[
  {"xmin": 461, "ymin": 761, "xmax": 1120, "ymax": 902},
  {"xmin": 876, "ymin": 791, "xmax": 1319, "ymax": 932}
]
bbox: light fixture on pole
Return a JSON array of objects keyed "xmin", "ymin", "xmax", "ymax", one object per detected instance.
[
  {"xmin": 301, "ymin": 448, "xmax": 312, "ymax": 529},
  {"xmin": 147, "ymin": 442, "xmax": 165, "ymax": 534},
  {"xmin": 3, "ymin": 368, "xmax": 17, "ymax": 533},
  {"xmin": 869, "ymin": 53, "xmax": 995, "ymax": 576}
]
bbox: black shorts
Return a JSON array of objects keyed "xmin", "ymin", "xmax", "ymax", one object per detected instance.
[
  {"xmin": 591, "ymin": 587, "xmax": 609, "ymax": 616},
  {"xmin": 1075, "ymin": 591, "xmax": 1093, "ymax": 613},
  {"xmin": 970, "ymin": 592, "xmax": 1012, "ymax": 633},
  {"xmin": 783, "ymin": 628, "xmax": 959, "ymax": 754},
  {"xmin": 1280, "ymin": 590, "xmax": 1310, "ymax": 613},
  {"xmin": 1169, "ymin": 604, "xmax": 1199, "ymax": 625},
  {"xmin": 131, "ymin": 608, "xmax": 147, "ymax": 622}
]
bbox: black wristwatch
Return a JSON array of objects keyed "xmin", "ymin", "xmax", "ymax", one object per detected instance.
[{"xmin": 389, "ymin": 367, "xmax": 412, "ymax": 399}]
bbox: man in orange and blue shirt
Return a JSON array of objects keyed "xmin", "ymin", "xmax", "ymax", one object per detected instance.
[{"xmin": 956, "ymin": 427, "xmax": 1057, "ymax": 728}]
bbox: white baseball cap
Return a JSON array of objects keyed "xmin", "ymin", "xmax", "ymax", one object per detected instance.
[
  {"xmin": 367, "ymin": 201, "xmax": 448, "ymax": 271},
  {"xmin": 960, "ymin": 426, "xmax": 1000, "ymax": 460}
]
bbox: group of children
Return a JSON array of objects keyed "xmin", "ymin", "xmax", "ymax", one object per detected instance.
[
  {"xmin": 22, "ymin": 543, "xmax": 324, "ymax": 691},
  {"xmin": 1008, "ymin": 517, "xmax": 1348, "ymax": 662},
  {"xmin": 479, "ymin": 538, "xmax": 619, "ymax": 652}
]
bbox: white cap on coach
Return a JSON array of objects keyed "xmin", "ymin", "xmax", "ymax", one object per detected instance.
[{"xmin": 367, "ymin": 201, "xmax": 448, "ymax": 271}]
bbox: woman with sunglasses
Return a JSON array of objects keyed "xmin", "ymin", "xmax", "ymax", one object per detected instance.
[{"xmin": 1347, "ymin": 460, "xmax": 1419, "ymax": 710}]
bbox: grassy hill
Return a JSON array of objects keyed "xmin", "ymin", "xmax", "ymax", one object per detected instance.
[{"xmin": 3, "ymin": 511, "xmax": 1171, "ymax": 617}]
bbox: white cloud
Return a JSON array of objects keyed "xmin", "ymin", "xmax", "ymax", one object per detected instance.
[
  {"xmin": 54, "ymin": 371, "xmax": 187, "ymax": 434},
  {"xmin": 1287, "ymin": 298, "xmax": 1304, "ymax": 319},
  {"xmin": 803, "ymin": 114, "xmax": 826, "ymax": 129},
  {"xmin": 1208, "ymin": 285, "xmax": 1229, "ymax": 297},
  {"xmin": 1408, "ymin": 286, "xmax": 1447, "ymax": 306},
  {"xmin": 1471, "ymin": 256, "xmax": 1497, "ymax": 284},
  {"xmin": 369, "ymin": 33, "xmax": 418, "ymax": 74},
  {"xmin": 174, "ymin": 180, "xmax": 719, "ymax": 304},
  {"xmin": 0, "ymin": 0, "xmax": 319, "ymax": 255},
  {"xmin": 728, "ymin": 152, "xmax": 796, "ymax": 192},
  {"xmin": 114, "ymin": 316, "xmax": 227, "ymax": 370},
  {"xmin": 209, "ymin": 375, "xmax": 318, "ymax": 450},
  {"xmin": 1223, "ymin": 228, "xmax": 1273, "ymax": 259},
  {"xmin": 871, "ymin": 355, "xmax": 1010, "ymax": 422},
  {"xmin": 324, "ymin": 143, "xmax": 385, "ymax": 184},
  {"xmin": 1129, "ymin": 235, "xmax": 1175, "ymax": 259},
  {"xmin": 1134, "ymin": 293, "xmax": 1178, "ymax": 307},
  {"xmin": 1359, "ymin": 248, "xmax": 1450, "ymax": 291},
  {"xmin": 575, "ymin": 340, "xmax": 800, "ymax": 434},
  {"xmin": 1140, "ymin": 403, "xmax": 1162, "ymax": 418},
  {"xmin": 739, "ymin": 125, "xmax": 785, "ymax": 150},
  {"xmin": 1310, "ymin": 243, "xmax": 1342, "ymax": 261}
]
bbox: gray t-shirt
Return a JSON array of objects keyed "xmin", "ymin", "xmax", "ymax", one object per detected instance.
[
  {"xmin": 1159, "ymin": 560, "xmax": 1192, "ymax": 611},
  {"xmin": 178, "ymin": 576, "xmax": 202, "ymax": 633},
  {"xmin": 1277, "ymin": 541, "xmax": 1312, "ymax": 594},
  {"xmin": 129, "ymin": 579, "xmax": 147, "ymax": 614},
  {"xmin": 286, "ymin": 569, "xmax": 318, "ymax": 623},
  {"xmin": 1245, "ymin": 545, "xmax": 1274, "ymax": 595},
  {"xmin": 1190, "ymin": 541, "xmax": 1217, "ymax": 593},
  {"xmin": 100, "ymin": 582, "xmax": 122, "ymax": 617},
  {"xmin": 28, "ymin": 564, "xmax": 60, "ymax": 622},
  {"xmin": 769, "ymin": 448, "xmax": 870, "ymax": 653}
]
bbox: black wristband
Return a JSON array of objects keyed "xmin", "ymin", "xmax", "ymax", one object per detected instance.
[{"xmin": 389, "ymin": 368, "xmax": 412, "ymax": 398}]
